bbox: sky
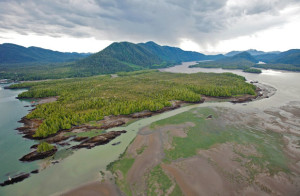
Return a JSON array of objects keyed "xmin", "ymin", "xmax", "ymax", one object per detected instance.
[{"xmin": 0, "ymin": 0, "xmax": 299, "ymax": 54}]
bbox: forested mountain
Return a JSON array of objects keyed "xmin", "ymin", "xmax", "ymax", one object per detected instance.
[
  {"xmin": 71, "ymin": 41, "xmax": 224, "ymax": 76},
  {"xmin": 254, "ymin": 49, "xmax": 300, "ymax": 71},
  {"xmin": 192, "ymin": 48, "xmax": 300, "ymax": 72},
  {"xmin": 225, "ymin": 49, "xmax": 280, "ymax": 57},
  {"xmin": 0, "ymin": 43, "xmax": 90, "ymax": 64},
  {"xmin": 224, "ymin": 52, "xmax": 258, "ymax": 63},
  {"xmin": 73, "ymin": 42, "xmax": 165, "ymax": 75},
  {"xmin": 190, "ymin": 52, "xmax": 259, "ymax": 70},
  {"xmin": 2, "ymin": 41, "xmax": 226, "ymax": 80},
  {"xmin": 138, "ymin": 41, "xmax": 223, "ymax": 63},
  {"xmin": 1, "ymin": 41, "xmax": 299, "ymax": 80},
  {"xmin": 256, "ymin": 49, "xmax": 300, "ymax": 66}
]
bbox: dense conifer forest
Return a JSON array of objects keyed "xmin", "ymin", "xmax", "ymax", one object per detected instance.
[{"xmin": 9, "ymin": 71, "xmax": 256, "ymax": 138}]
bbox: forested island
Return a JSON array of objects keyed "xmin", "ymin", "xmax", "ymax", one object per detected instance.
[
  {"xmin": 9, "ymin": 70, "xmax": 256, "ymax": 138},
  {"xmin": 243, "ymin": 68, "xmax": 262, "ymax": 73}
]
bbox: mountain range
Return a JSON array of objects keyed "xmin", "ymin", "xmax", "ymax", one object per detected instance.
[
  {"xmin": 0, "ymin": 41, "xmax": 299, "ymax": 80},
  {"xmin": 72, "ymin": 41, "xmax": 224, "ymax": 76},
  {"xmin": 225, "ymin": 49, "xmax": 280, "ymax": 57},
  {"xmin": 0, "ymin": 43, "xmax": 90, "ymax": 64},
  {"xmin": 191, "ymin": 49, "xmax": 300, "ymax": 71}
]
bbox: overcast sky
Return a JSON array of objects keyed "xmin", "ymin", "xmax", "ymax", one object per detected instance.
[{"xmin": 0, "ymin": 0, "xmax": 299, "ymax": 54}]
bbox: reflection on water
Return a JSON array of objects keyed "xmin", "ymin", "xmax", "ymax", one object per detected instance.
[{"xmin": 261, "ymin": 69, "xmax": 283, "ymax": 75}]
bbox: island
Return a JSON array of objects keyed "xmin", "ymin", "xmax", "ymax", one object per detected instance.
[{"xmin": 8, "ymin": 70, "xmax": 260, "ymax": 161}]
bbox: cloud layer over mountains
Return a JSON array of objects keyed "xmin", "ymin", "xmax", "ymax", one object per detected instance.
[{"xmin": 0, "ymin": 0, "xmax": 299, "ymax": 50}]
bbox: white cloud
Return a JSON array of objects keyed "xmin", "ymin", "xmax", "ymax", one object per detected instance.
[
  {"xmin": 0, "ymin": 32, "xmax": 112, "ymax": 53},
  {"xmin": 0, "ymin": 0, "xmax": 299, "ymax": 53}
]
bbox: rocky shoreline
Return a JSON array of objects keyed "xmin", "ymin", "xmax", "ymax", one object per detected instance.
[
  {"xmin": 72, "ymin": 130, "xmax": 127, "ymax": 149},
  {"xmin": 15, "ymin": 83, "xmax": 269, "ymax": 155},
  {"xmin": 0, "ymin": 82, "xmax": 271, "ymax": 187},
  {"xmin": 19, "ymin": 147, "xmax": 57, "ymax": 162},
  {"xmin": 16, "ymin": 84, "xmax": 268, "ymax": 146}
]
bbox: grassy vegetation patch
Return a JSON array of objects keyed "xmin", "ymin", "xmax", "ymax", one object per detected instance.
[
  {"xmin": 37, "ymin": 141, "xmax": 54, "ymax": 153},
  {"xmin": 108, "ymin": 157, "xmax": 135, "ymax": 196},
  {"xmin": 65, "ymin": 129, "xmax": 105, "ymax": 138},
  {"xmin": 147, "ymin": 165, "xmax": 174, "ymax": 196},
  {"xmin": 150, "ymin": 107, "xmax": 289, "ymax": 176},
  {"xmin": 170, "ymin": 184, "xmax": 183, "ymax": 196},
  {"xmin": 136, "ymin": 145, "xmax": 147, "ymax": 155}
]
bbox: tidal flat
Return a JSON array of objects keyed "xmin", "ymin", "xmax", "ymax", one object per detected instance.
[{"xmin": 106, "ymin": 105, "xmax": 300, "ymax": 196}]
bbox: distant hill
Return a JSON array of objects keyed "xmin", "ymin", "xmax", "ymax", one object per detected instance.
[
  {"xmin": 193, "ymin": 49, "xmax": 300, "ymax": 72},
  {"xmin": 190, "ymin": 52, "xmax": 259, "ymax": 70},
  {"xmin": 0, "ymin": 41, "xmax": 226, "ymax": 80},
  {"xmin": 254, "ymin": 49, "xmax": 300, "ymax": 71},
  {"xmin": 225, "ymin": 49, "xmax": 280, "ymax": 57},
  {"xmin": 256, "ymin": 49, "xmax": 300, "ymax": 66},
  {"xmin": 0, "ymin": 43, "xmax": 90, "ymax": 64},
  {"xmin": 72, "ymin": 41, "xmax": 224, "ymax": 76},
  {"xmin": 73, "ymin": 42, "xmax": 165, "ymax": 75},
  {"xmin": 223, "ymin": 52, "xmax": 258, "ymax": 63},
  {"xmin": 139, "ymin": 41, "xmax": 223, "ymax": 63}
]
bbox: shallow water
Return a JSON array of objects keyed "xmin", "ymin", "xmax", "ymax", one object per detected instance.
[
  {"xmin": 0, "ymin": 62, "xmax": 299, "ymax": 196},
  {"xmin": 0, "ymin": 84, "xmax": 38, "ymax": 182}
]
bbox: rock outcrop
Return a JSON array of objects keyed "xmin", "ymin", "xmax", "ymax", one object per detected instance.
[
  {"xmin": 72, "ymin": 130, "xmax": 126, "ymax": 149},
  {"xmin": 0, "ymin": 173, "xmax": 30, "ymax": 187},
  {"xmin": 19, "ymin": 147, "xmax": 57, "ymax": 162}
]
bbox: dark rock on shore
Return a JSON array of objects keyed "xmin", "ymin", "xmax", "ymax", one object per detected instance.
[
  {"xmin": 20, "ymin": 147, "xmax": 57, "ymax": 162},
  {"xmin": 69, "ymin": 125, "xmax": 99, "ymax": 132},
  {"xmin": 112, "ymin": 141, "xmax": 121, "ymax": 146},
  {"xmin": 100, "ymin": 120, "xmax": 125, "ymax": 129},
  {"xmin": 58, "ymin": 142, "xmax": 70, "ymax": 146},
  {"xmin": 30, "ymin": 144, "xmax": 38, "ymax": 149},
  {"xmin": 206, "ymin": 114, "xmax": 213, "ymax": 119},
  {"xmin": 46, "ymin": 134, "xmax": 70, "ymax": 143},
  {"xmin": 16, "ymin": 117, "xmax": 42, "ymax": 139},
  {"xmin": 72, "ymin": 136, "xmax": 88, "ymax": 142},
  {"xmin": 31, "ymin": 169, "xmax": 39, "ymax": 174},
  {"xmin": 131, "ymin": 111, "xmax": 153, "ymax": 118},
  {"xmin": 231, "ymin": 96, "xmax": 253, "ymax": 103},
  {"xmin": 230, "ymin": 87, "xmax": 261, "ymax": 103},
  {"xmin": 51, "ymin": 160, "xmax": 59, "ymax": 164},
  {"xmin": 0, "ymin": 173, "xmax": 30, "ymax": 187},
  {"xmin": 72, "ymin": 130, "xmax": 126, "ymax": 149}
]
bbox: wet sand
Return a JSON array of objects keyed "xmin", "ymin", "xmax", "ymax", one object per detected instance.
[
  {"xmin": 61, "ymin": 181, "xmax": 123, "ymax": 196},
  {"xmin": 91, "ymin": 102, "xmax": 300, "ymax": 196}
]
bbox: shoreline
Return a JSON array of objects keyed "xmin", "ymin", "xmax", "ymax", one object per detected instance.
[
  {"xmin": 16, "ymin": 82, "xmax": 272, "ymax": 151},
  {"xmin": 16, "ymin": 86, "xmax": 263, "ymax": 142},
  {"xmin": 1, "ymin": 82, "xmax": 273, "ymax": 188},
  {"xmin": 59, "ymin": 83, "xmax": 276, "ymax": 195}
]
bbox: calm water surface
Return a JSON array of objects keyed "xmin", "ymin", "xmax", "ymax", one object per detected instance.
[
  {"xmin": 0, "ymin": 62, "xmax": 299, "ymax": 195},
  {"xmin": 0, "ymin": 84, "xmax": 38, "ymax": 182}
]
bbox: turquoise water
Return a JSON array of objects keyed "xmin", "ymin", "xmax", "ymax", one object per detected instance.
[{"xmin": 0, "ymin": 84, "xmax": 39, "ymax": 183}]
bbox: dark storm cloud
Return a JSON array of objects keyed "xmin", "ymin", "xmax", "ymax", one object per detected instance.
[{"xmin": 0, "ymin": 0, "xmax": 299, "ymax": 47}]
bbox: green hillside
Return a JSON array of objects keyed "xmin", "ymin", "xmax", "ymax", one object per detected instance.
[
  {"xmin": 0, "ymin": 41, "xmax": 224, "ymax": 80},
  {"xmin": 190, "ymin": 52, "xmax": 259, "ymax": 70},
  {"xmin": 139, "ymin": 41, "xmax": 223, "ymax": 63},
  {"xmin": 0, "ymin": 43, "xmax": 89, "ymax": 64},
  {"xmin": 72, "ymin": 42, "xmax": 167, "ymax": 76}
]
